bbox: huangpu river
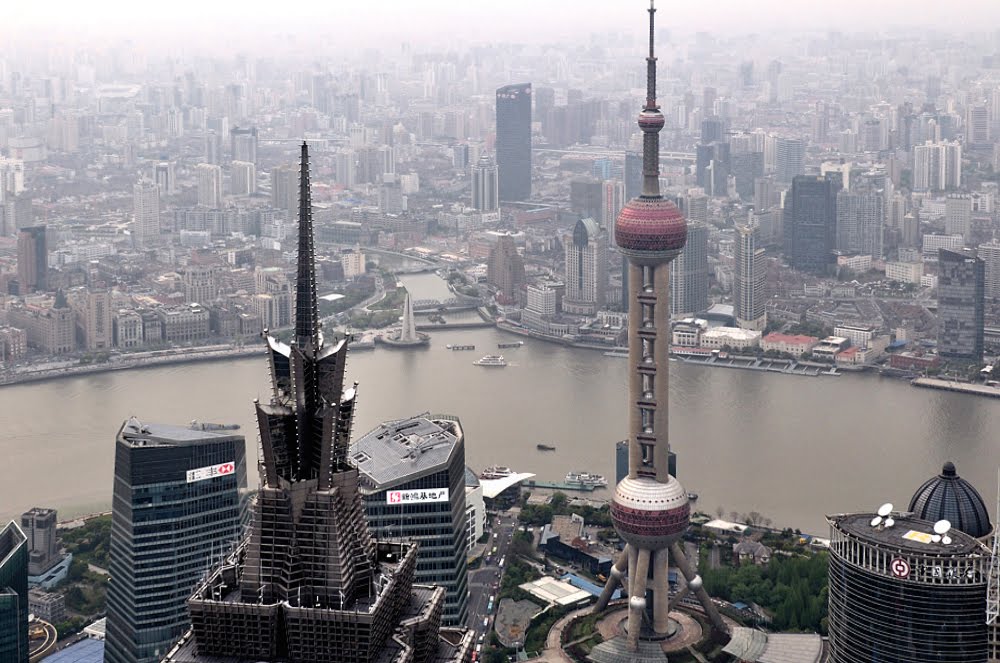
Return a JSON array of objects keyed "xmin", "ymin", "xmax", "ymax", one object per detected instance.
[{"xmin": 2, "ymin": 273, "xmax": 998, "ymax": 534}]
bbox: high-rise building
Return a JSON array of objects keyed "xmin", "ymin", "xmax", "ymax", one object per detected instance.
[
  {"xmin": 913, "ymin": 141, "xmax": 962, "ymax": 191},
  {"xmin": 937, "ymin": 248, "xmax": 985, "ymax": 361},
  {"xmin": 785, "ymin": 174, "xmax": 840, "ymax": 274},
  {"xmin": 132, "ymin": 181, "xmax": 160, "ymax": 249},
  {"xmin": 945, "ymin": 194, "xmax": 972, "ymax": 244},
  {"xmin": 977, "ymin": 240, "xmax": 1000, "ymax": 299},
  {"xmin": 835, "ymin": 187, "xmax": 884, "ymax": 258},
  {"xmin": 204, "ymin": 130, "xmax": 221, "ymax": 165},
  {"xmin": 20, "ymin": 508, "xmax": 59, "ymax": 577},
  {"xmin": 563, "ymin": 218, "xmax": 608, "ymax": 315},
  {"xmin": 162, "ymin": 144, "xmax": 472, "ymax": 663},
  {"xmin": 624, "ymin": 150, "xmax": 642, "ymax": 201},
  {"xmin": 182, "ymin": 265, "xmax": 217, "ymax": 304},
  {"xmin": 196, "ymin": 164, "xmax": 223, "ymax": 208},
  {"xmin": 104, "ymin": 419, "xmax": 248, "ymax": 663},
  {"xmin": 231, "ymin": 160, "xmax": 256, "ymax": 195},
  {"xmin": 496, "ymin": 83, "xmax": 531, "ymax": 201},
  {"xmin": 570, "ymin": 178, "xmax": 604, "ymax": 222},
  {"xmin": 592, "ymin": 6, "xmax": 729, "ymax": 658},
  {"xmin": 351, "ymin": 415, "xmax": 470, "ymax": 626},
  {"xmin": 471, "ymin": 155, "xmax": 499, "ymax": 212},
  {"xmin": 670, "ymin": 222, "xmax": 709, "ymax": 315},
  {"xmin": 155, "ymin": 162, "xmax": 175, "ymax": 195},
  {"xmin": 271, "ymin": 164, "xmax": 298, "ymax": 214},
  {"xmin": 827, "ymin": 510, "xmax": 988, "ymax": 663},
  {"xmin": 230, "ymin": 126, "xmax": 257, "ymax": 164},
  {"xmin": 0, "ymin": 521, "xmax": 27, "ymax": 663},
  {"xmin": 16, "ymin": 225, "xmax": 47, "ymax": 294},
  {"xmin": 487, "ymin": 234, "xmax": 525, "ymax": 304},
  {"xmin": 601, "ymin": 180, "xmax": 625, "ymax": 230},
  {"xmin": 775, "ymin": 137, "xmax": 805, "ymax": 183},
  {"xmin": 734, "ymin": 223, "xmax": 767, "ymax": 331},
  {"xmin": 966, "ymin": 104, "xmax": 991, "ymax": 148}
]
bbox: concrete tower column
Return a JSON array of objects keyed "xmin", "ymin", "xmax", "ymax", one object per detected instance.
[
  {"xmin": 652, "ymin": 547, "xmax": 671, "ymax": 634},
  {"xmin": 627, "ymin": 548, "xmax": 651, "ymax": 650}
]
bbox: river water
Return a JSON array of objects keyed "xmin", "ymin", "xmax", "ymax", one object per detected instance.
[{"xmin": 2, "ymin": 272, "xmax": 997, "ymax": 534}]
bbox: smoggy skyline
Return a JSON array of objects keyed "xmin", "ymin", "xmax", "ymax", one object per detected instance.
[{"xmin": 7, "ymin": 0, "xmax": 1000, "ymax": 55}]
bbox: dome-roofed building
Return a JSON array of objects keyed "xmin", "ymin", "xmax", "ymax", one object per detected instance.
[{"xmin": 908, "ymin": 461, "xmax": 992, "ymax": 539}]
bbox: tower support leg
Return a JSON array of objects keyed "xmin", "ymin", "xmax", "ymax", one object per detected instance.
[
  {"xmin": 594, "ymin": 546, "xmax": 628, "ymax": 612},
  {"xmin": 670, "ymin": 542, "xmax": 730, "ymax": 640},
  {"xmin": 626, "ymin": 548, "xmax": 651, "ymax": 652},
  {"xmin": 652, "ymin": 547, "xmax": 671, "ymax": 634}
]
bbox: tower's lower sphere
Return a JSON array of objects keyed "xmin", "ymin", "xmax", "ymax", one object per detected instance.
[{"xmin": 611, "ymin": 475, "xmax": 690, "ymax": 550}]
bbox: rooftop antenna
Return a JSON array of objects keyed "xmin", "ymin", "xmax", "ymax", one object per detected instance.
[
  {"xmin": 871, "ymin": 502, "xmax": 893, "ymax": 527},
  {"xmin": 987, "ymin": 468, "xmax": 999, "ymax": 625}
]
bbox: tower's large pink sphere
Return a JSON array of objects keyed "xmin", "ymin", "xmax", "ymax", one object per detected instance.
[{"xmin": 615, "ymin": 197, "xmax": 687, "ymax": 263}]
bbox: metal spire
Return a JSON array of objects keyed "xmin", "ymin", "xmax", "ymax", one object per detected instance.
[
  {"xmin": 295, "ymin": 141, "xmax": 319, "ymax": 350},
  {"xmin": 640, "ymin": 0, "xmax": 664, "ymax": 198},
  {"xmin": 646, "ymin": 0, "xmax": 658, "ymax": 111}
]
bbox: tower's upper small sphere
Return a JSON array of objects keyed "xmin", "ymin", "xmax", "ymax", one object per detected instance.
[
  {"xmin": 638, "ymin": 110, "xmax": 665, "ymax": 132},
  {"xmin": 611, "ymin": 475, "xmax": 690, "ymax": 550},
  {"xmin": 615, "ymin": 197, "xmax": 687, "ymax": 264}
]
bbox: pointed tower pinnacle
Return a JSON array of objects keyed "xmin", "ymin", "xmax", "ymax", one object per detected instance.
[
  {"xmin": 639, "ymin": 0, "xmax": 665, "ymax": 198},
  {"xmin": 295, "ymin": 141, "xmax": 319, "ymax": 350}
]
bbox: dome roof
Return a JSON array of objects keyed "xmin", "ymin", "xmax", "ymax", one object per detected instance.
[
  {"xmin": 908, "ymin": 462, "xmax": 992, "ymax": 539},
  {"xmin": 614, "ymin": 197, "xmax": 686, "ymax": 261}
]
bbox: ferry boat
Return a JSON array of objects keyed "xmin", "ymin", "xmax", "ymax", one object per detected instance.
[
  {"xmin": 536, "ymin": 444, "xmax": 556, "ymax": 451},
  {"xmin": 480, "ymin": 466, "xmax": 515, "ymax": 480},
  {"xmin": 565, "ymin": 472, "xmax": 608, "ymax": 488},
  {"xmin": 473, "ymin": 355, "xmax": 507, "ymax": 367},
  {"xmin": 602, "ymin": 350, "xmax": 629, "ymax": 358},
  {"xmin": 447, "ymin": 344, "xmax": 476, "ymax": 351},
  {"xmin": 497, "ymin": 341, "xmax": 524, "ymax": 349}
]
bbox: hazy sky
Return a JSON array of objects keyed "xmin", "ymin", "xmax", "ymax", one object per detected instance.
[{"xmin": 7, "ymin": 0, "xmax": 1000, "ymax": 51}]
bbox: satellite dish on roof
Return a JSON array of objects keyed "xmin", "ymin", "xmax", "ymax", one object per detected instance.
[
  {"xmin": 934, "ymin": 519, "xmax": 952, "ymax": 535},
  {"xmin": 878, "ymin": 503, "xmax": 893, "ymax": 517},
  {"xmin": 932, "ymin": 534, "xmax": 942, "ymax": 543},
  {"xmin": 870, "ymin": 516, "xmax": 883, "ymax": 527},
  {"xmin": 942, "ymin": 535, "xmax": 953, "ymax": 545},
  {"xmin": 884, "ymin": 517, "xmax": 895, "ymax": 528}
]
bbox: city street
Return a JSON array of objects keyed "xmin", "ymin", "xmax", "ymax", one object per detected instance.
[{"xmin": 466, "ymin": 511, "xmax": 518, "ymax": 643}]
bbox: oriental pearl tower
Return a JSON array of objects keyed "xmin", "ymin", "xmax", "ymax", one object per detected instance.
[{"xmin": 590, "ymin": 2, "xmax": 729, "ymax": 659}]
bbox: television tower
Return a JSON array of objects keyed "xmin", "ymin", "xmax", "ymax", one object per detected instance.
[{"xmin": 591, "ymin": 2, "xmax": 729, "ymax": 657}]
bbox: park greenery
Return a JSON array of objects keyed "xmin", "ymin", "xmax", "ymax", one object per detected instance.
[
  {"xmin": 701, "ymin": 550, "xmax": 829, "ymax": 634},
  {"xmin": 58, "ymin": 516, "xmax": 113, "ymax": 633},
  {"xmin": 517, "ymin": 492, "xmax": 612, "ymax": 528}
]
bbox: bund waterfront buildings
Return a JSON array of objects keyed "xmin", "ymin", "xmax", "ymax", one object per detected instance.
[
  {"xmin": 937, "ymin": 248, "xmax": 985, "ymax": 360},
  {"xmin": 16, "ymin": 225, "xmax": 47, "ymax": 294},
  {"xmin": 591, "ymin": 5, "xmax": 729, "ymax": 660},
  {"xmin": 0, "ymin": 521, "xmax": 28, "ymax": 663},
  {"xmin": 162, "ymin": 144, "xmax": 472, "ymax": 663},
  {"xmin": 563, "ymin": 218, "xmax": 608, "ymax": 315},
  {"xmin": 104, "ymin": 419, "xmax": 248, "ymax": 663},
  {"xmin": 495, "ymin": 83, "xmax": 532, "ymax": 202},
  {"xmin": 351, "ymin": 414, "xmax": 470, "ymax": 626}
]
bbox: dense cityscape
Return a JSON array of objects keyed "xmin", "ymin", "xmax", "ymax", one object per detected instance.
[{"xmin": 3, "ymin": 1, "xmax": 1000, "ymax": 662}]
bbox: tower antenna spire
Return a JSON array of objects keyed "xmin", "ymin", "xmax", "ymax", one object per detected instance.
[
  {"xmin": 639, "ymin": 0, "xmax": 663, "ymax": 197},
  {"xmin": 295, "ymin": 141, "xmax": 319, "ymax": 349}
]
